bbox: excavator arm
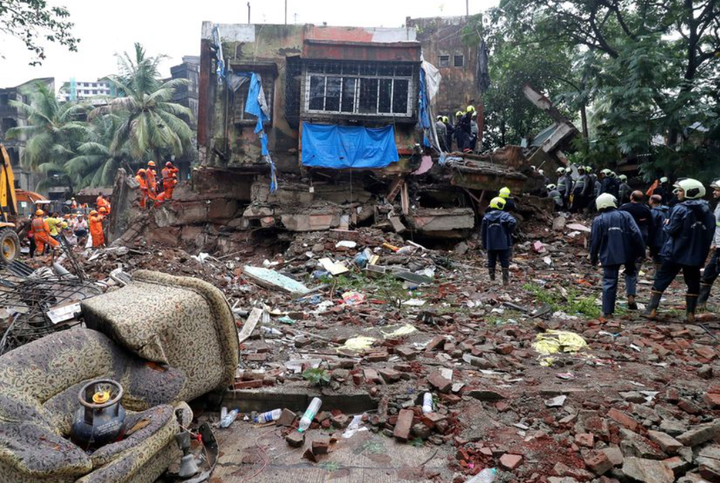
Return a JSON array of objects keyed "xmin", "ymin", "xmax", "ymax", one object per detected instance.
[{"xmin": 0, "ymin": 145, "xmax": 18, "ymax": 224}]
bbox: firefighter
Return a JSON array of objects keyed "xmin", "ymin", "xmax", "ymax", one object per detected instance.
[
  {"xmin": 698, "ymin": 179, "xmax": 720, "ymax": 310},
  {"xmin": 135, "ymin": 169, "xmax": 150, "ymax": 209},
  {"xmin": 644, "ymin": 179, "xmax": 715, "ymax": 322},
  {"xmin": 30, "ymin": 210, "xmax": 59, "ymax": 255},
  {"xmin": 89, "ymin": 209, "xmax": 105, "ymax": 248},
  {"xmin": 481, "ymin": 196, "xmax": 517, "ymax": 285},
  {"xmin": 146, "ymin": 161, "xmax": 158, "ymax": 195}
]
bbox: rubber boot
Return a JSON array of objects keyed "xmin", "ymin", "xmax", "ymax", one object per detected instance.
[
  {"xmin": 642, "ymin": 291, "xmax": 663, "ymax": 320},
  {"xmin": 627, "ymin": 295, "xmax": 638, "ymax": 310},
  {"xmin": 698, "ymin": 283, "xmax": 712, "ymax": 311},
  {"xmin": 686, "ymin": 294, "xmax": 698, "ymax": 323},
  {"xmin": 489, "ymin": 268, "xmax": 496, "ymax": 281},
  {"xmin": 502, "ymin": 268, "xmax": 510, "ymax": 286}
]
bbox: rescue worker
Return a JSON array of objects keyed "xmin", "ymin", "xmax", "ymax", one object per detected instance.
[
  {"xmin": 590, "ymin": 193, "xmax": 645, "ymax": 316},
  {"xmin": 556, "ymin": 167, "xmax": 572, "ymax": 210},
  {"xmin": 443, "ymin": 116, "xmax": 454, "ymax": 152},
  {"xmin": 470, "ymin": 111, "xmax": 479, "ymax": 152},
  {"xmin": 498, "ymin": 186, "xmax": 516, "ymax": 212},
  {"xmin": 435, "ymin": 115, "xmax": 448, "ymax": 151},
  {"xmin": 600, "ymin": 169, "xmax": 620, "ymax": 198},
  {"xmin": 146, "ymin": 161, "xmax": 158, "ymax": 195},
  {"xmin": 46, "ymin": 212, "xmax": 63, "ymax": 241},
  {"xmin": 698, "ymin": 179, "xmax": 720, "ymax": 310},
  {"xmin": 654, "ymin": 177, "xmax": 672, "ymax": 205},
  {"xmin": 96, "ymin": 193, "xmax": 109, "ymax": 212},
  {"xmin": 644, "ymin": 179, "xmax": 715, "ymax": 323},
  {"xmin": 162, "ymin": 162, "xmax": 179, "ymax": 197},
  {"xmin": 70, "ymin": 197, "xmax": 78, "ymax": 210},
  {"xmin": 481, "ymin": 196, "xmax": 517, "ymax": 285},
  {"xmin": 30, "ymin": 210, "xmax": 59, "ymax": 255},
  {"xmin": 547, "ymin": 184, "xmax": 563, "ymax": 210},
  {"xmin": 453, "ymin": 111, "xmax": 465, "ymax": 151},
  {"xmin": 648, "ymin": 194, "xmax": 670, "ymax": 271},
  {"xmin": 135, "ymin": 169, "xmax": 150, "ymax": 209},
  {"xmin": 618, "ymin": 175, "xmax": 632, "ymax": 204},
  {"xmin": 571, "ymin": 166, "xmax": 592, "ymax": 213},
  {"xmin": 538, "ymin": 169, "xmax": 549, "ymax": 186},
  {"xmin": 587, "ymin": 166, "xmax": 598, "ymax": 208},
  {"xmin": 619, "ymin": 191, "xmax": 653, "ymax": 247},
  {"xmin": 89, "ymin": 209, "xmax": 105, "ymax": 248},
  {"xmin": 456, "ymin": 106, "xmax": 474, "ymax": 152}
]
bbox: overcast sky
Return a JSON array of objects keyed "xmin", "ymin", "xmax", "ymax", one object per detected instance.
[{"xmin": 0, "ymin": 0, "xmax": 498, "ymax": 89}]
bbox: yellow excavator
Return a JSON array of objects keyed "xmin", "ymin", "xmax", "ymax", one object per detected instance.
[{"xmin": 0, "ymin": 144, "xmax": 23, "ymax": 263}]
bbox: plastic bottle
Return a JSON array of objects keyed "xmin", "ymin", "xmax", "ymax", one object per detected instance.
[
  {"xmin": 422, "ymin": 393, "xmax": 434, "ymax": 414},
  {"xmin": 261, "ymin": 326, "xmax": 283, "ymax": 338},
  {"xmin": 254, "ymin": 409, "xmax": 282, "ymax": 424},
  {"xmin": 219, "ymin": 409, "xmax": 239, "ymax": 428},
  {"xmin": 465, "ymin": 468, "xmax": 497, "ymax": 483},
  {"xmin": 297, "ymin": 397, "xmax": 322, "ymax": 432}
]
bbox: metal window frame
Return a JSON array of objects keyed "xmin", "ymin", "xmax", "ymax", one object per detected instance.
[
  {"xmin": 453, "ymin": 54, "xmax": 465, "ymax": 68},
  {"xmin": 303, "ymin": 71, "xmax": 413, "ymax": 118}
]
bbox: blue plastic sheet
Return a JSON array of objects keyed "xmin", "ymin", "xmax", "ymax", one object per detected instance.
[
  {"xmin": 301, "ymin": 124, "xmax": 399, "ymax": 169},
  {"xmin": 237, "ymin": 72, "xmax": 277, "ymax": 191}
]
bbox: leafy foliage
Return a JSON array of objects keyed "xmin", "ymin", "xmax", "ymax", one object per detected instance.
[
  {"xmin": 302, "ymin": 368, "xmax": 331, "ymax": 387},
  {"xmin": 0, "ymin": 0, "xmax": 79, "ymax": 65}
]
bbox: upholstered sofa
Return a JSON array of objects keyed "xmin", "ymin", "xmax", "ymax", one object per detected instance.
[{"xmin": 0, "ymin": 270, "xmax": 239, "ymax": 483}]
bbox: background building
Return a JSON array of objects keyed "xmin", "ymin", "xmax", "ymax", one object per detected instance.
[
  {"xmin": 0, "ymin": 77, "xmax": 55, "ymax": 192},
  {"xmin": 58, "ymin": 78, "xmax": 116, "ymax": 103}
]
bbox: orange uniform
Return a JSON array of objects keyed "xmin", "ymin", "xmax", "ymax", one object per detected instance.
[
  {"xmin": 147, "ymin": 169, "xmax": 157, "ymax": 194},
  {"xmin": 135, "ymin": 174, "xmax": 151, "ymax": 208},
  {"xmin": 96, "ymin": 196, "xmax": 109, "ymax": 211},
  {"xmin": 31, "ymin": 216, "xmax": 59, "ymax": 254},
  {"xmin": 89, "ymin": 213, "xmax": 105, "ymax": 247},
  {"xmin": 161, "ymin": 166, "xmax": 179, "ymax": 200}
]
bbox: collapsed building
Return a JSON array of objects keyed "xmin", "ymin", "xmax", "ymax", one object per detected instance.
[{"xmin": 111, "ymin": 21, "xmax": 578, "ymax": 253}]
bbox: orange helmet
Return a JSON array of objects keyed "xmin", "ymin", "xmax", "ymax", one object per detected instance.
[
  {"xmin": 137, "ymin": 168, "xmax": 146, "ymax": 175},
  {"xmin": 35, "ymin": 209, "xmax": 44, "ymax": 216},
  {"xmin": 90, "ymin": 210, "xmax": 98, "ymax": 215},
  {"xmin": 147, "ymin": 161, "xmax": 156, "ymax": 167},
  {"xmin": 99, "ymin": 207, "xmax": 108, "ymax": 214},
  {"xmin": 165, "ymin": 161, "xmax": 172, "ymax": 167}
]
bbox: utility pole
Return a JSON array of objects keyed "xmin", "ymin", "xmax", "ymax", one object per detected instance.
[
  {"xmin": 247, "ymin": 2, "xmax": 251, "ymax": 24},
  {"xmin": 285, "ymin": 0, "xmax": 287, "ymax": 24},
  {"xmin": 466, "ymin": 0, "xmax": 469, "ymax": 16}
]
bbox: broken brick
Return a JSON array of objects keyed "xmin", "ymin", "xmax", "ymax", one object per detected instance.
[
  {"xmin": 647, "ymin": 430, "xmax": 682, "ymax": 454},
  {"xmin": 394, "ymin": 409, "xmax": 414, "ymax": 443},
  {"xmin": 378, "ymin": 368, "xmax": 401, "ymax": 383},
  {"xmin": 312, "ymin": 437, "xmax": 330, "ymax": 454},
  {"xmin": 286, "ymin": 431, "xmax": 305, "ymax": 448},
  {"xmin": 427, "ymin": 370, "xmax": 452, "ymax": 393},
  {"xmin": 277, "ymin": 408, "xmax": 296, "ymax": 427},
  {"xmin": 584, "ymin": 450, "xmax": 612, "ymax": 475},
  {"xmin": 499, "ymin": 453, "xmax": 523, "ymax": 470},
  {"xmin": 607, "ymin": 408, "xmax": 640, "ymax": 432}
]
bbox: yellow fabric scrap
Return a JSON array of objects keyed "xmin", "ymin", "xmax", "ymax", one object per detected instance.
[
  {"xmin": 532, "ymin": 330, "xmax": 588, "ymax": 367},
  {"xmin": 340, "ymin": 336, "xmax": 376, "ymax": 352},
  {"xmin": 381, "ymin": 324, "xmax": 417, "ymax": 338}
]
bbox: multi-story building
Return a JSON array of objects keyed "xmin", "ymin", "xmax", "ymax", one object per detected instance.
[
  {"xmin": 0, "ymin": 77, "xmax": 55, "ymax": 192},
  {"xmin": 58, "ymin": 78, "xmax": 115, "ymax": 102}
]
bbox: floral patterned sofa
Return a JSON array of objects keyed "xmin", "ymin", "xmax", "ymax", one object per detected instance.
[{"xmin": 0, "ymin": 270, "xmax": 238, "ymax": 483}]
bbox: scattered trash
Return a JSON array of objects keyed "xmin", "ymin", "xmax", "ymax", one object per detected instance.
[
  {"xmin": 340, "ymin": 336, "xmax": 376, "ymax": 352},
  {"xmin": 545, "ymin": 395, "xmax": 567, "ymax": 408},
  {"xmin": 219, "ymin": 409, "xmax": 239, "ymax": 428},
  {"xmin": 341, "ymin": 291, "xmax": 365, "ymax": 305},
  {"xmin": 254, "ymin": 409, "xmax": 282, "ymax": 424},
  {"xmin": 298, "ymin": 397, "xmax": 322, "ymax": 433}
]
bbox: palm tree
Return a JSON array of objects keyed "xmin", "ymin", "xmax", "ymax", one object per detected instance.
[
  {"xmin": 65, "ymin": 114, "xmax": 133, "ymax": 187},
  {"xmin": 91, "ymin": 43, "xmax": 194, "ymax": 164},
  {"xmin": 6, "ymin": 83, "xmax": 89, "ymax": 191}
]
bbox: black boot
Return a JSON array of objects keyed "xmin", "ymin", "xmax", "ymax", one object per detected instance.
[
  {"xmin": 627, "ymin": 295, "xmax": 638, "ymax": 310},
  {"xmin": 489, "ymin": 268, "xmax": 496, "ymax": 281},
  {"xmin": 642, "ymin": 291, "xmax": 663, "ymax": 320},
  {"xmin": 698, "ymin": 283, "xmax": 712, "ymax": 311},
  {"xmin": 502, "ymin": 268, "xmax": 510, "ymax": 286},
  {"xmin": 686, "ymin": 294, "xmax": 698, "ymax": 323}
]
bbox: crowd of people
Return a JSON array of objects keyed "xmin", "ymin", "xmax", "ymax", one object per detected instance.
[
  {"xmin": 435, "ymin": 105, "xmax": 480, "ymax": 153},
  {"xmin": 480, "ymin": 169, "xmax": 720, "ymax": 325},
  {"xmin": 134, "ymin": 160, "xmax": 179, "ymax": 209}
]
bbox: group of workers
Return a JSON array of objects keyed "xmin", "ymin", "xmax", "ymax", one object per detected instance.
[
  {"xmin": 546, "ymin": 166, "xmax": 635, "ymax": 213},
  {"xmin": 28, "ymin": 193, "xmax": 113, "ymax": 255},
  {"xmin": 435, "ymin": 105, "xmax": 480, "ymax": 153},
  {"xmin": 134, "ymin": 160, "xmax": 179, "ymax": 209}
]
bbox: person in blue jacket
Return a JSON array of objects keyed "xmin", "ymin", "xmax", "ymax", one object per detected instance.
[
  {"xmin": 481, "ymin": 196, "xmax": 517, "ymax": 285},
  {"xmin": 698, "ymin": 178, "xmax": 720, "ymax": 310},
  {"xmin": 648, "ymin": 194, "xmax": 670, "ymax": 271},
  {"xmin": 590, "ymin": 193, "xmax": 646, "ymax": 317},
  {"xmin": 644, "ymin": 178, "xmax": 715, "ymax": 322}
]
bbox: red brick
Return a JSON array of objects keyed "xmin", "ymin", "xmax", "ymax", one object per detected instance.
[
  {"xmin": 366, "ymin": 352, "xmax": 389, "ymax": 362},
  {"xmin": 575, "ymin": 432, "xmax": 595, "ymax": 448},
  {"xmin": 695, "ymin": 346, "xmax": 717, "ymax": 360},
  {"xmin": 427, "ymin": 370, "xmax": 452, "ymax": 393},
  {"xmin": 396, "ymin": 346, "xmax": 417, "ymax": 360},
  {"xmin": 379, "ymin": 368, "xmax": 401, "ymax": 383},
  {"xmin": 233, "ymin": 379, "xmax": 264, "ymax": 389},
  {"xmin": 426, "ymin": 335, "xmax": 447, "ymax": 352},
  {"xmin": 500, "ymin": 453, "xmax": 523, "ymax": 470},
  {"xmin": 607, "ymin": 408, "xmax": 640, "ymax": 432},
  {"xmin": 495, "ymin": 343, "xmax": 514, "ymax": 355},
  {"xmin": 420, "ymin": 412, "xmax": 447, "ymax": 429},
  {"xmin": 245, "ymin": 353, "xmax": 267, "ymax": 362},
  {"xmin": 364, "ymin": 368, "xmax": 381, "ymax": 383},
  {"xmin": 678, "ymin": 399, "xmax": 702, "ymax": 415},
  {"xmin": 394, "ymin": 409, "xmax": 414, "ymax": 442},
  {"xmin": 312, "ymin": 437, "xmax": 330, "ymax": 454},
  {"xmin": 704, "ymin": 392, "xmax": 720, "ymax": 409},
  {"xmin": 584, "ymin": 450, "xmax": 612, "ymax": 475}
]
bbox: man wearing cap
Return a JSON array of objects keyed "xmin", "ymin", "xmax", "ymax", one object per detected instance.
[
  {"xmin": 435, "ymin": 115, "xmax": 447, "ymax": 151},
  {"xmin": 146, "ymin": 161, "xmax": 158, "ymax": 195},
  {"xmin": 481, "ymin": 197, "xmax": 517, "ymax": 285},
  {"xmin": 135, "ymin": 169, "xmax": 150, "ymax": 209},
  {"xmin": 618, "ymin": 175, "xmax": 631, "ymax": 204},
  {"xmin": 89, "ymin": 209, "xmax": 106, "ymax": 248},
  {"xmin": 30, "ymin": 210, "xmax": 59, "ymax": 255},
  {"xmin": 590, "ymin": 193, "xmax": 645, "ymax": 316},
  {"xmin": 571, "ymin": 166, "xmax": 592, "ymax": 213},
  {"xmin": 698, "ymin": 179, "xmax": 720, "ymax": 310},
  {"xmin": 648, "ymin": 194, "xmax": 670, "ymax": 271},
  {"xmin": 644, "ymin": 179, "xmax": 715, "ymax": 322},
  {"xmin": 162, "ymin": 161, "xmax": 180, "ymax": 200},
  {"xmin": 557, "ymin": 167, "xmax": 572, "ymax": 210}
]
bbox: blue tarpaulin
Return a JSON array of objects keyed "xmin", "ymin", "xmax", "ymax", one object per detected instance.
[{"xmin": 301, "ymin": 124, "xmax": 399, "ymax": 169}]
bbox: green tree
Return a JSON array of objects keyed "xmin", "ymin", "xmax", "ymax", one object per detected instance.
[
  {"xmin": 496, "ymin": 0, "xmax": 720, "ymax": 179},
  {"xmin": 0, "ymin": 0, "xmax": 80, "ymax": 65},
  {"xmin": 91, "ymin": 43, "xmax": 194, "ymax": 164},
  {"xmin": 6, "ymin": 83, "xmax": 88, "ymax": 191}
]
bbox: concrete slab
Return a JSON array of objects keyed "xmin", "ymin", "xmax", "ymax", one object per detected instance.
[{"xmin": 212, "ymin": 421, "xmax": 452, "ymax": 483}]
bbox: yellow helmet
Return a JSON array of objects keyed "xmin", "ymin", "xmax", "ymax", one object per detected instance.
[
  {"xmin": 499, "ymin": 187, "xmax": 511, "ymax": 199},
  {"xmin": 489, "ymin": 197, "xmax": 506, "ymax": 210},
  {"xmin": 455, "ymin": 111, "xmax": 463, "ymax": 118},
  {"xmin": 466, "ymin": 105, "xmax": 476, "ymax": 113},
  {"xmin": 442, "ymin": 116, "xmax": 449, "ymax": 123},
  {"xmin": 35, "ymin": 209, "xmax": 44, "ymax": 216}
]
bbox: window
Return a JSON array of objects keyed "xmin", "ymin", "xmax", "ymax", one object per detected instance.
[
  {"xmin": 233, "ymin": 75, "xmax": 275, "ymax": 125},
  {"xmin": 439, "ymin": 55, "xmax": 450, "ymax": 68},
  {"xmin": 454, "ymin": 54, "xmax": 464, "ymax": 68},
  {"xmin": 304, "ymin": 62, "xmax": 414, "ymax": 117},
  {"xmin": 0, "ymin": 94, "xmax": 8, "ymax": 106}
]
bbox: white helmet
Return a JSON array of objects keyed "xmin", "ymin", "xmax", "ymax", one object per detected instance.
[
  {"xmin": 660, "ymin": 177, "xmax": 669, "ymax": 183},
  {"xmin": 538, "ymin": 169, "xmax": 544, "ymax": 175},
  {"xmin": 710, "ymin": 179, "xmax": 720, "ymax": 190},
  {"xmin": 619, "ymin": 175, "xmax": 628, "ymax": 182},
  {"xmin": 556, "ymin": 167, "xmax": 565, "ymax": 175},
  {"xmin": 546, "ymin": 184, "xmax": 557, "ymax": 191},
  {"xmin": 677, "ymin": 178, "xmax": 706, "ymax": 199},
  {"xmin": 601, "ymin": 168, "xmax": 612, "ymax": 176},
  {"xmin": 596, "ymin": 193, "xmax": 618, "ymax": 211}
]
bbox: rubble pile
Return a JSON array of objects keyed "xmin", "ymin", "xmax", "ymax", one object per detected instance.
[{"xmin": 4, "ymin": 210, "xmax": 719, "ymax": 483}]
